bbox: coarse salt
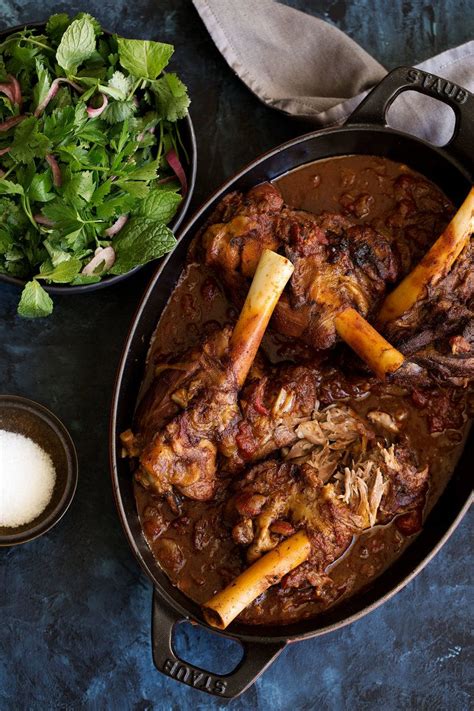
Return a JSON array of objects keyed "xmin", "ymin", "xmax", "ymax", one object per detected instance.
[{"xmin": 0, "ymin": 429, "xmax": 56, "ymax": 528}]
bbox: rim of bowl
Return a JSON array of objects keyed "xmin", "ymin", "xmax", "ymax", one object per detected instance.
[
  {"xmin": 0, "ymin": 394, "xmax": 78, "ymax": 546},
  {"xmin": 0, "ymin": 20, "xmax": 197, "ymax": 294}
]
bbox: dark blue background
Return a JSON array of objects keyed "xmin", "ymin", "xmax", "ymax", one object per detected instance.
[{"xmin": 1, "ymin": 1, "xmax": 472, "ymax": 709}]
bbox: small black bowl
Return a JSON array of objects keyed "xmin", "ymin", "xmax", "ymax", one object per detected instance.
[
  {"xmin": 0, "ymin": 395, "xmax": 78, "ymax": 546},
  {"xmin": 0, "ymin": 21, "xmax": 197, "ymax": 295}
]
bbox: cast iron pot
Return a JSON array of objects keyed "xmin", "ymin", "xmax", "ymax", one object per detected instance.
[
  {"xmin": 0, "ymin": 21, "xmax": 197, "ymax": 294},
  {"xmin": 110, "ymin": 67, "xmax": 474, "ymax": 698}
]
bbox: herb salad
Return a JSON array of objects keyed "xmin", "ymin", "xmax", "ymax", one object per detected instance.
[{"xmin": 0, "ymin": 12, "xmax": 191, "ymax": 317}]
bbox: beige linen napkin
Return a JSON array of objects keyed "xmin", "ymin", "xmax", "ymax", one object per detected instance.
[{"xmin": 193, "ymin": 0, "xmax": 474, "ymax": 145}]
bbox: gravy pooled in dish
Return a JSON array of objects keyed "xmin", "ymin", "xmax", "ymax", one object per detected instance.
[{"xmin": 122, "ymin": 155, "xmax": 472, "ymax": 626}]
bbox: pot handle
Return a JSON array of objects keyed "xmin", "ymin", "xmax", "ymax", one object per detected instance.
[
  {"xmin": 345, "ymin": 66, "xmax": 474, "ymax": 173},
  {"xmin": 151, "ymin": 591, "xmax": 286, "ymax": 698}
]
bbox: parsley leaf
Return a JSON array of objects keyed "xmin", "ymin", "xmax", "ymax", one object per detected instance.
[
  {"xmin": 0, "ymin": 179, "xmax": 24, "ymax": 196},
  {"xmin": 17, "ymin": 280, "xmax": 53, "ymax": 318},
  {"xmin": 33, "ymin": 60, "xmax": 51, "ymax": 110},
  {"xmin": 110, "ymin": 217, "xmax": 176, "ymax": 274},
  {"xmin": 56, "ymin": 15, "xmax": 96, "ymax": 74},
  {"xmin": 117, "ymin": 37, "xmax": 173, "ymax": 80},
  {"xmin": 10, "ymin": 117, "xmax": 51, "ymax": 162},
  {"xmin": 28, "ymin": 172, "xmax": 55, "ymax": 202}
]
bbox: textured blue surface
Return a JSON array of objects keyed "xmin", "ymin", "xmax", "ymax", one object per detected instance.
[{"xmin": 0, "ymin": 1, "xmax": 473, "ymax": 709}]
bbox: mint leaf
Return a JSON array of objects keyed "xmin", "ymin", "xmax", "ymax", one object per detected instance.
[
  {"xmin": 10, "ymin": 117, "xmax": 51, "ymax": 163},
  {"xmin": 151, "ymin": 73, "xmax": 190, "ymax": 122},
  {"xmin": 110, "ymin": 217, "xmax": 176, "ymax": 274},
  {"xmin": 136, "ymin": 189, "xmax": 181, "ymax": 223},
  {"xmin": 0, "ymin": 180, "xmax": 24, "ymax": 196},
  {"xmin": 56, "ymin": 16, "xmax": 96, "ymax": 74},
  {"xmin": 75, "ymin": 12, "xmax": 102, "ymax": 37},
  {"xmin": 37, "ymin": 257, "xmax": 82, "ymax": 283},
  {"xmin": 44, "ymin": 239, "xmax": 73, "ymax": 267},
  {"xmin": 117, "ymin": 37, "xmax": 173, "ymax": 80},
  {"xmin": 18, "ymin": 280, "xmax": 53, "ymax": 318},
  {"xmin": 71, "ymin": 273, "xmax": 101, "ymax": 285}
]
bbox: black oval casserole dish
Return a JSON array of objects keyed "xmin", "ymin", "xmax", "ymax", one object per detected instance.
[{"xmin": 110, "ymin": 67, "xmax": 474, "ymax": 698}]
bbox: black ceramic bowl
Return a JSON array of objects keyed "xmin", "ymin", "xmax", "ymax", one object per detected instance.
[
  {"xmin": 0, "ymin": 395, "xmax": 78, "ymax": 546},
  {"xmin": 0, "ymin": 22, "xmax": 197, "ymax": 295},
  {"xmin": 111, "ymin": 67, "xmax": 474, "ymax": 698}
]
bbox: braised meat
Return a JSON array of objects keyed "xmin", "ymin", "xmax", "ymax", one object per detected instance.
[
  {"xmin": 127, "ymin": 155, "xmax": 470, "ymax": 628},
  {"xmin": 199, "ymin": 183, "xmax": 399, "ymax": 350},
  {"xmin": 228, "ymin": 439, "xmax": 428, "ymax": 598},
  {"xmin": 200, "ymin": 183, "xmax": 283, "ymax": 281},
  {"xmin": 385, "ymin": 239, "xmax": 474, "ymax": 386},
  {"xmin": 122, "ymin": 326, "xmax": 240, "ymax": 502}
]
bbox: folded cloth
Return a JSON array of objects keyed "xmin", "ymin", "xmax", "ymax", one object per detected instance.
[{"xmin": 192, "ymin": 0, "xmax": 474, "ymax": 145}]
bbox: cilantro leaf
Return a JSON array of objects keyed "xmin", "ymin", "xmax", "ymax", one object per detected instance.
[
  {"xmin": 103, "ymin": 99, "xmax": 136, "ymax": 124},
  {"xmin": 115, "ymin": 180, "xmax": 150, "ymax": 199},
  {"xmin": 110, "ymin": 217, "xmax": 176, "ymax": 274},
  {"xmin": 106, "ymin": 70, "xmax": 131, "ymax": 99},
  {"xmin": 56, "ymin": 15, "xmax": 96, "ymax": 74},
  {"xmin": 46, "ymin": 13, "xmax": 70, "ymax": 44},
  {"xmin": 125, "ymin": 159, "xmax": 160, "ymax": 181},
  {"xmin": 10, "ymin": 117, "xmax": 51, "ymax": 162},
  {"xmin": 136, "ymin": 189, "xmax": 181, "ymax": 223},
  {"xmin": 17, "ymin": 280, "xmax": 53, "ymax": 318},
  {"xmin": 151, "ymin": 73, "xmax": 190, "ymax": 121},
  {"xmin": 117, "ymin": 37, "xmax": 173, "ymax": 80}
]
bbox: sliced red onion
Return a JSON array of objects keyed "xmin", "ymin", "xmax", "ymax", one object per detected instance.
[
  {"xmin": 165, "ymin": 148, "xmax": 187, "ymax": 197},
  {"xmin": 157, "ymin": 176, "xmax": 175, "ymax": 186},
  {"xmin": 34, "ymin": 214, "xmax": 55, "ymax": 226},
  {"xmin": 87, "ymin": 93, "xmax": 108, "ymax": 118},
  {"xmin": 46, "ymin": 154, "xmax": 62, "ymax": 187},
  {"xmin": 104, "ymin": 214, "xmax": 128, "ymax": 237},
  {"xmin": 10, "ymin": 76, "xmax": 22, "ymax": 108},
  {"xmin": 34, "ymin": 78, "xmax": 83, "ymax": 117},
  {"xmin": 0, "ymin": 83, "xmax": 15, "ymax": 104},
  {"xmin": 0, "ymin": 146, "xmax": 10, "ymax": 156},
  {"xmin": 82, "ymin": 246, "xmax": 116, "ymax": 275},
  {"xmin": 0, "ymin": 114, "xmax": 25, "ymax": 131},
  {"xmin": 0, "ymin": 75, "xmax": 21, "ymax": 106}
]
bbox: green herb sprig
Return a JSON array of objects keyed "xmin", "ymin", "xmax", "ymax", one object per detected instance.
[{"xmin": 0, "ymin": 12, "xmax": 190, "ymax": 316}]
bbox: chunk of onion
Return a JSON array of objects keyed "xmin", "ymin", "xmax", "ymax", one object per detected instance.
[{"xmin": 82, "ymin": 246, "xmax": 116, "ymax": 276}]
